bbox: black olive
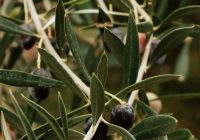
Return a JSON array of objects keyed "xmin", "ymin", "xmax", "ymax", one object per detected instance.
[
  {"xmin": 110, "ymin": 104, "xmax": 134, "ymax": 130},
  {"xmin": 20, "ymin": 36, "xmax": 37, "ymax": 50},
  {"xmin": 84, "ymin": 118, "xmax": 108, "ymax": 140},
  {"xmin": 50, "ymin": 37, "xmax": 70, "ymax": 55},
  {"xmin": 28, "ymin": 68, "xmax": 52, "ymax": 101}
]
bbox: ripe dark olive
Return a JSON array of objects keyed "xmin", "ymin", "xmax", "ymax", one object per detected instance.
[
  {"xmin": 50, "ymin": 37, "xmax": 70, "ymax": 55},
  {"xmin": 20, "ymin": 36, "xmax": 37, "ymax": 50},
  {"xmin": 84, "ymin": 118, "xmax": 108, "ymax": 140},
  {"xmin": 28, "ymin": 68, "xmax": 52, "ymax": 101},
  {"xmin": 110, "ymin": 104, "xmax": 134, "ymax": 130}
]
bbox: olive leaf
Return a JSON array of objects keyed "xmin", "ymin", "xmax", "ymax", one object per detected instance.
[
  {"xmin": 122, "ymin": 11, "xmax": 140, "ymax": 87},
  {"xmin": 116, "ymin": 74, "xmax": 181, "ymax": 97},
  {"xmin": 149, "ymin": 25, "xmax": 200, "ymax": 65},
  {"xmin": 168, "ymin": 128, "xmax": 195, "ymax": 140},
  {"xmin": 58, "ymin": 93, "xmax": 68, "ymax": 140},
  {"xmin": 20, "ymin": 114, "xmax": 91, "ymax": 140},
  {"xmin": 1, "ymin": 112, "xmax": 12, "ymax": 140},
  {"xmin": 10, "ymin": 93, "xmax": 37, "ymax": 140},
  {"xmin": 97, "ymin": 52, "xmax": 108, "ymax": 87},
  {"xmin": 105, "ymin": 120, "xmax": 136, "ymax": 140},
  {"xmin": 55, "ymin": 0, "xmax": 66, "ymax": 57},
  {"xmin": 22, "ymin": 96, "xmax": 66, "ymax": 140},
  {"xmin": 90, "ymin": 74, "xmax": 105, "ymax": 126},
  {"xmin": 158, "ymin": 5, "xmax": 200, "ymax": 29},
  {"xmin": 38, "ymin": 48, "xmax": 87, "ymax": 101},
  {"xmin": 104, "ymin": 28, "xmax": 125, "ymax": 64},
  {"xmin": 65, "ymin": 13, "xmax": 90, "ymax": 82},
  {"xmin": 0, "ymin": 107, "xmax": 24, "ymax": 134},
  {"xmin": 0, "ymin": 16, "xmax": 37, "ymax": 36},
  {"xmin": 130, "ymin": 115, "xmax": 177, "ymax": 139},
  {"xmin": 0, "ymin": 69, "xmax": 64, "ymax": 87}
]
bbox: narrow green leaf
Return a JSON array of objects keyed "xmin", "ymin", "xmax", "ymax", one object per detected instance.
[
  {"xmin": 1, "ymin": 112, "xmax": 12, "ymax": 140},
  {"xmin": 58, "ymin": 93, "xmax": 68, "ymax": 140},
  {"xmin": 138, "ymin": 89, "xmax": 150, "ymax": 105},
  {"xmin": 38, "ymin": 48, "xmax": 87, "ymax": 101},
  {"xmin": 104, "ymin": 28, "xmax": 125, "ymax": 64},
  {"xmin": 55, "ymin": 0, "xmax": 66, "ymax": 57},
  {"xmin": 109, "ymin": 0, "xmax": 130, "ymax": 12},
  {"xmin": 38, "ymin": 129, "xmax": 84, "ymax": 140},
  {"xmin": 157, "ymin": 93, "xmax": 200, "ymax": 100},
  {"xmin": 168, "ymin": 128, "xmax": 195, "ymax": 140},
  {"xmin": 98, "ymin": 8, "xmax": 111, "ymax": 23},
  {"xmin": 106, "ymin": 121, "xmax": 136, "ymax": 140},
  {"xmin": 0, "ymin": 107, "xmax": 24, "ymax": 134},
  {"xmin": 130, "ymin": 115, "xmax": 177, "ymax": 140},
  {"xmin": 97, "ymin": 52, "xmax": 108, "ymax": 87},
  {"xmin": 137, "ymin": 21, "xmax": 153, "ymax": 33},
  {"xmin": 67, "ymin": 114, "xmax": 91, "ymax": 127},
  {"xmin": 0, "ymin": 16, "xmax": 37, "ymax": 36},
  {"xmin": 174, "ymin": 42, "xmax": 190, "ymax": 76},
  {"xmin": 0, "ymin": 33, "xmax": 14, "ymax": 65},
  {"xmin": 149, "ymin": 136, "xmax": 168, "ymax": 140},
  {"xmin": 158, "ymin": 6, "xmax": 200, "ymax": 29},
  {"xmin": 65, "ymin": 14, "xmax": 90, "ymax": 82},
  {"xmin": 149, "ymin": 25, "xmax": 198, "ymax": 65},
  {"xmin": 136, "ymin": 100, "xmax": 157, "ymax": 117},
  {"xmin": 116, "ymin": 74, "xmax": 181, "ymax": 97},
  {"xmin": 0, "ymin": 69, "xmax": 64, "ymax": 87},
  {"xmin": 123, "ymin": 11, "xmax": 140, "ymax": 87},
  {"xmin": 90, "ymin": 74, "xmax": 105, "ymax": 126},
  {"xmin": 22, "ymin": 96, "xmax": 66, "ymax": 140},
  {"xmin": 20, "ymin": 114, "xmax": 91, "ymax": 140},
  {"xmin": 10, "ymin": 93, "xmax": 37, "ymax": 140}
]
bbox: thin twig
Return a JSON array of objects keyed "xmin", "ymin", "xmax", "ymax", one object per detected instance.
[
  {"xmin": 128, "ymin": 34, "xmax": 153, "ymax": 106},
  {"xmin": 26, "ymin": 0, "xmax": 90, "ymax": 97},
  {"xmin": 129, "ymin": 0, "xmax": 151, "ymax": 22},
  {"xmin": 23, "ymin": 0, "xmax": 29, "ymax": 22},
  {"xmin": 37, "ymin": 39, "xmax": 43, "ymax": 69}
]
